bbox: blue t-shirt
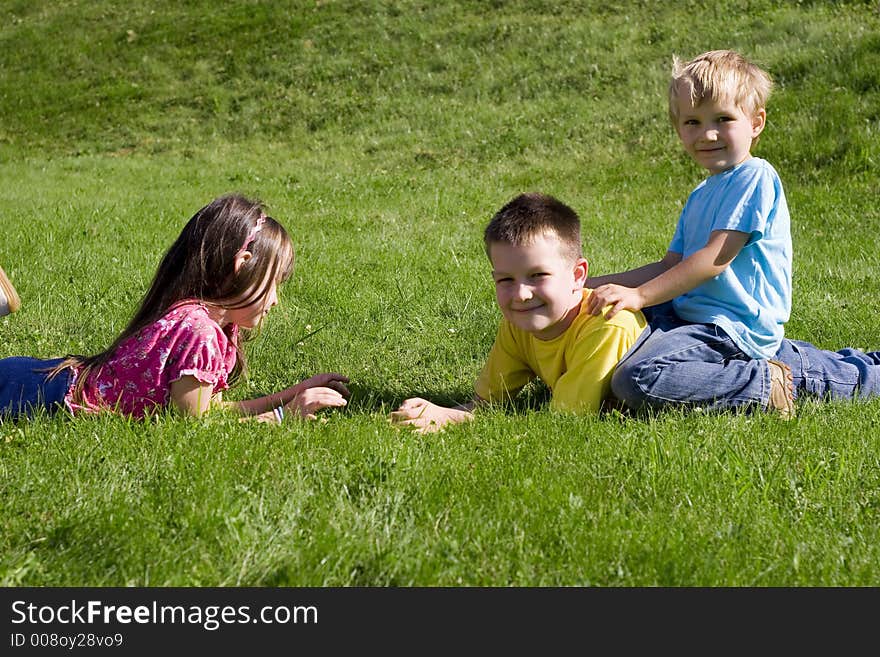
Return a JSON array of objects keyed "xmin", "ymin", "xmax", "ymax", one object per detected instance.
[{"xmin": 669, "ymin": 157, "xmax": 792, "ymax": 359}]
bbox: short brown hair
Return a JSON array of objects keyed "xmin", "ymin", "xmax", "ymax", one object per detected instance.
[
  {"xmin": 484, "ymin": 193, "xmax": 582, "ymax": 263},
  {"xmin": 669, "ymin": 49, "xmax": 773, "ymax": 124}
]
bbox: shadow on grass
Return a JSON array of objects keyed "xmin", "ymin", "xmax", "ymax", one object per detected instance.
[
  {"xmin": 343, "ymin": 379, "xmax": 553, "ymax": 415},
  {"xmin": 343, "ymin": 380, "xmax": 765, "ymax": 425}
]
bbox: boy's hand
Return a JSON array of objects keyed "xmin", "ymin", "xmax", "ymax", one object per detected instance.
[
  {"xmin": 390, "ymin": 398, "xmax": 474, "ymax": 434},
  {"xmin": 586, "ymin": 284, "xmax": 645, "ymax": 319}
]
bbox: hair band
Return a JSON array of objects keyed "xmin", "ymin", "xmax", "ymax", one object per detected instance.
[{"xmin": 235, "ymin": 215, "xmax": 266, "ymax": 258}]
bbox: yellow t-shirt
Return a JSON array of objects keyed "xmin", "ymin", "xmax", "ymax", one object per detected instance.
[{"xmin": 474, "ymin": 289, "xmax": 647, "ymax": 414}]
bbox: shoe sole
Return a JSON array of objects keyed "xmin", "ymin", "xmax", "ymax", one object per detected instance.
[
  {"xmin": 768, "ymin": 359, "xmax": 795, "ymax": 420},
  {"xmin": 0, "ymin": 267, "xmax": 21, "ymax": 315}
]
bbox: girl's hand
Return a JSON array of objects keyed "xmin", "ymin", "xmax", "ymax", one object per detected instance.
[
  {"xmin": 286, "ymin": 386, "xmax": 348, "ymax": 420},
  {"xmin": 296, "ymin": 372, "xmax": 351, "ymax": 399}
]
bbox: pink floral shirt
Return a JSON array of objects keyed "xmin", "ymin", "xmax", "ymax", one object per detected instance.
[{"xmin": 66, "ymin": 301, "xmax": 239, "ymax": 418}]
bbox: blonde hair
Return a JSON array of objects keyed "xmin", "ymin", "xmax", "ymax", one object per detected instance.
[{"xmin": 668, "ymin": 49, "xmax": 773, "ymax": 124}]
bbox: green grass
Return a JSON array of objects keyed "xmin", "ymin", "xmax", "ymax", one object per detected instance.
[{"xmin": 1, "ymin": 0, "xmax": 880, "ymax": 586}]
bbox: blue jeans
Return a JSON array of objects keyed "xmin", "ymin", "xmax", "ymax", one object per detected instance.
[
  {"xmin": 611, "ymin": 303, "xmax": 880, "ymax": 412},
  {"xmin": 773, "ymin": 339, "xmax": 880, "ymax": 401},
  {"xmin": 0, "ymin": 357, "xmax": 73, "ymax": 421}
]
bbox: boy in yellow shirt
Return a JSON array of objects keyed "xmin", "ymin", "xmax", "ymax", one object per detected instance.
[{"xmin": 391, "ymin": 192, "xmax": 647, "ymax": 433}]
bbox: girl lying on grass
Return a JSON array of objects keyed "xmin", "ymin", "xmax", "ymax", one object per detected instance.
[{"xmin": 0, "ymin": 194, "xmax": 349, "ymax": 423}]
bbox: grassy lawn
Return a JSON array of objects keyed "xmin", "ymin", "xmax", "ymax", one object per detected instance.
[{"xmin": 1, "ymin": 0, "xmax": 879, "ymax": 586}]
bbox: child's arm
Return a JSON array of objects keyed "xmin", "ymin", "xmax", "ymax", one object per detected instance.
[
  {"xmin": 586, "ymin": 252, "xmax": 681, "ymax": 289},
  {"xmin": 390, "ymin": 396, "xmax": 483, "ymax": 433},
  {"xmin": 170, "ymin": 372, "xmax": 350, "ymax": 421},
  {"xmin": 236, "ymin": 372, "xmax": 350, "ymax": 421},
  {"xmin": 169, "ymin": 376, "xmax": 216, "ymax": 416},
  {"xmin": 391, "ymin": 320, "xmax": 529, "ymax": 433},
  {"xmin": 586, "ymin": 229, "xmax": 749, "ymax": 319}
]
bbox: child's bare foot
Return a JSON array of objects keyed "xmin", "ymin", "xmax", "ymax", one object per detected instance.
[{"xmin": 0, "ymin": 267, "xmax": 20, "ymax": 317}]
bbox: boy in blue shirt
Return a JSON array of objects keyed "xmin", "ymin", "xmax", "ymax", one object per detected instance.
[{"xmin": 588, "ymin": 50, "xmax": 880, "ymax": 416}]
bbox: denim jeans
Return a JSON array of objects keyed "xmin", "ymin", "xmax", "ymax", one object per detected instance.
[
  {"xmin": 611, "ymin": 302, "xmax": 880, "ymax": 412},
  {"xmin": 0, "ymin": 357, "xmax": 73, "ymax": 421},
  {"xmin": 611, "ymin": 303, "xmax": 770, "ymax": 412},
  {"xmin": 773, "ymin": 339, "xmax": 880, "ymax": 401}
]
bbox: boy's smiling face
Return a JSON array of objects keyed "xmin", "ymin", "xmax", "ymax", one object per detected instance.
[
  {"xmin": 674, "ymin": 87, "xmax": 766, "ymax": 175},
  {"xmin": 489, "ymin": 232, "xmax": 587, "ymax": 341}
]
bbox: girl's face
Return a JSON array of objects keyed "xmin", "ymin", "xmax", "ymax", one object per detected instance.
[
  {"xmin": 227, "ymin": 278, "xmax": 279, "ymax": 329},
  {"xmin": 222, "ymin": 244, "xmax": 291, "ymax": 329}
]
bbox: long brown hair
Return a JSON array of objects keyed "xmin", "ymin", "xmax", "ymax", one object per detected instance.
[{"xmin": 54, "ymin": 194, "xmax": 294, "ymax": 395}]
